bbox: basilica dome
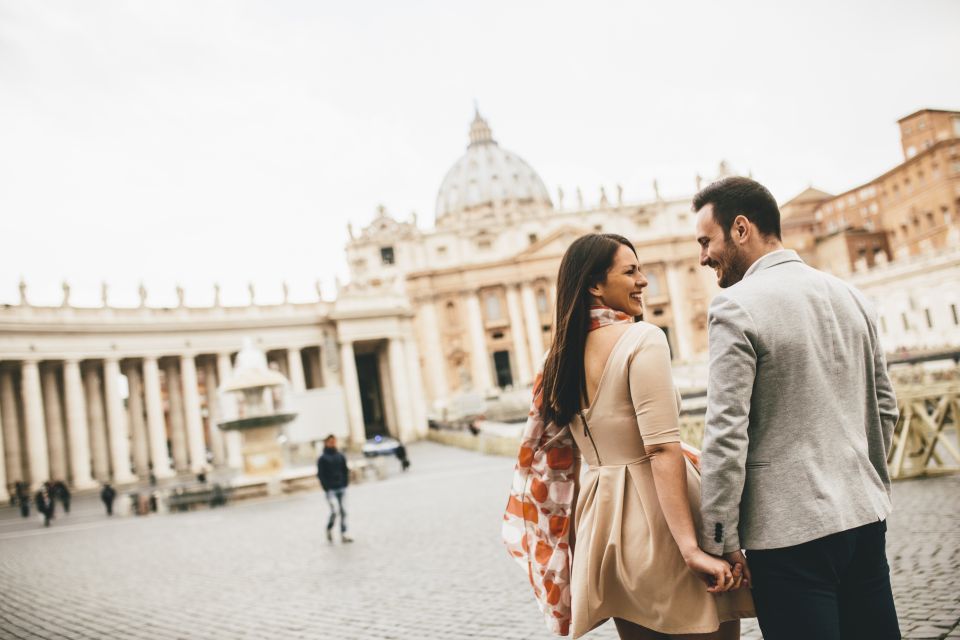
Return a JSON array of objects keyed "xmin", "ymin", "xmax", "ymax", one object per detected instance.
[{"xmin": 435, "ymin": 111, "xmax": 552, "ymax": 226}]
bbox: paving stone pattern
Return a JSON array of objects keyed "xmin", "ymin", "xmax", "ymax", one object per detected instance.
[{"xmin": 0, "ymin": 443, "xmax": 957, "ymax": 639}]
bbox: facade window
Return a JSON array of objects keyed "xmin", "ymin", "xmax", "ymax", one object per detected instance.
[
  {"xmin": 593, "ymin": 224, "xmax": 602, "ymax": 232},
  {"xmin": 528, "ymin": 233, "xmax": 538, "ymax": 245},
  {"xmin": 485, "ymin": 294, "xmax": 502, "ymax": 322},
  {"xmin": 436, "ymin": 245, "xmax": 448, "ymax": 257},
  {"xmin": 536, "ymin": 289, "xmax": 549, "ymax": 314},
  {"xmin": 926, "ymin": 211, "xmax": 935, "ymax": 227},
  {"xmin": 380, "ymin": 246, "xmax": 395, "ymax": 265},
  {"xmin": 478, "ymin": 238, "xmax": 492, "ymax": 250},
  {"xmin": 645, "ymin": 272, "xmax": 661, "ymax": 297},
  {"xmin": 925, "ymin": 309, "xmax": 933, "ymax": 329}
]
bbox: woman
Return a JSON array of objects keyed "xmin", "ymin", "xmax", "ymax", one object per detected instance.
[{"xmin": 503, "ymin": 234, "xmax": 754, "ymax": 639}]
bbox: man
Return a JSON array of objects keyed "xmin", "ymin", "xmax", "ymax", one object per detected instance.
[
  {"xmin": 317, "ymin": 435, "xmax": 352, "ymax": 543},
  {"xmin": 693, "ymin": 177, "xmax": 900, "ymax": 639},
  {"xmin": 101, "ymin": 483, "xmax": 117, "ymax": 516}
]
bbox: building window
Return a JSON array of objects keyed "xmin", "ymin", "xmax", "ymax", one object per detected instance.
[
  {"xmin": 645, "ymin": 272, "xmax": 661, "ymax": 297},
  {"xmin": 478, "ymin": 238, "xmax": 492, "ymax": 250},
  {"xmin": 380, "ymin": 246, "xmax": 395, "ymax": 265},
  {"xmin": 536, "ymin": 289, "xmax": 549, "ymax": 315},
  {"xmin": 528, "ymin": 233, "xmax": 538, "ymax": 245},
  {"xmin": 927, "ymin": 211, "xmax": 936, "ymax": 227},
  {"xmin": 436, "ymin": 245, "xmax": 448, "ymax": 257},
  {"xmin": 485, "ymin": 294, "xmax": 502, "ymax": 322},
  {"xmin": 593, "ymin": 224, "xmax": 602, "ymax": 232}
]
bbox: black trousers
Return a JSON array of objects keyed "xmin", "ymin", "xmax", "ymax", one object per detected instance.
[{"xmin": 748, "ymin": 520, "xmax": 900, "ymax": 640}]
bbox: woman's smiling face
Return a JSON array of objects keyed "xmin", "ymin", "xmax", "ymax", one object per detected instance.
[{"xmin": 590, "ymin": 244, "xmax": 647, "ymax": 316}]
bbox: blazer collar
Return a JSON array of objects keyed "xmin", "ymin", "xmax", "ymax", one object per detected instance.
[{"xmin": 743, "ymin": 249, "xmax": 803, "ymax": 279}]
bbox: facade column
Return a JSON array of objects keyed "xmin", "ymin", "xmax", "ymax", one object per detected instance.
[
  {"xmin": 376, "ymin": 351, "xmax": 399, "ymax": 437},
  {"xmin": 0, "ymin": 368, "xmax": 24, "ymax": 484},
  {"xmin": 403, "ymin": 335, "xmax": 429, "ymax": 438},
  {"xmin": 216, "ymin": 353, "xmax": 243, "ymax": 470},
  {"xmin": 417, "ymin": 299, "xmax": 449, "ymax": 403},
  {"xmin": 387, "ymin": 339, "xmax": 414, "ymax": 441},
  {"xmin": 180, "ymin": 355, "xmax": 207, "ymax": 473},
  {"xmin": 286, "ymin": 348, "xmax": 306, "ymax": 392},
  {"xmin": 505, "ymin": 285, "xmax": 534, "ymax": 384},
  {"xmin": 202, "ymin": 361, "xmax": 226, "ymax": 467},
  {"xmin": 664, "ymin": 265, "xmax": 693, "ymax": 361},
  {"xmin": 464, "ymin": 291, "xmax": 493, "ymax": 392},
  {"xmin": 41, "ymin": 365, "xmax": 69, "ymax": 481},
  {"xmin": 339, "ymin": 341, "xmax": 367, "ymax": 447},
  {"xmin": 521, "ymin": 282, "xmax": 546, "ymax": 363},
  {"xmin": 21, "ymin": 361, "xmax": 50, "ymax": 488},
  {"xmin": 83, "ymin": 363, "xmax": 111, "ymax": 482},
  {"xmin": 124, "ymin": 362, "xmax": 151, "ymax": 477},
  {"xmin": 142, "ymin": 357, "xmax": 174, "ymax": 479},
  {"xmin": 163, "ymin": 360, "xmax": 189, "ymax": 472},
  {"xmin": 103, "ymin": 358, "xmax": 136, "ymax": 483},
  {"xmin": 0, "ymin": 404, "xmax": 8, "ymax": 501},
  {"xmin": 63, "ymin": 360, "xmax": 96, "ymax": 489}
]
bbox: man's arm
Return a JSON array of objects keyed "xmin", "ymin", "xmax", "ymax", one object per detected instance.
[
  {"xmin": 699, "ymin": 294, "xmax": 758, "ymax": 556},
  {"xmin": 317, "ymin": 458, "xmax": 328, "ymax": 490},
  {"xmin": 870, "ymin": 312, "xmax": 899, "ymax": 493}
]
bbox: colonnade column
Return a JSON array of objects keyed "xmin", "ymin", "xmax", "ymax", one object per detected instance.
[
  {"xmin": 339, "ymin": 341, "xmax": 366, "ymax": 447},
  {"xmin": 203, "ymin": 361, "xmax": 226, "ymax": 467},
  {"xmin": 464, "ymin": 291, "xmax": 493, "ymax": 392},
  {"xmin": 287, "ymin": 348, "xmax": 306, "ymax": 392},
  {"xmin": 0, "ymin": 409, "xmax": 8, "ymax": 501},
  {"xmin": 403, "ymin": 335, "xmax": 429, "ymax": 438},
  {"xmin": 376, "ymin": 351, "xmax": 398, "ymax": 437},
  {"xmin": 125, "ymin": 362, "xmax": 151, "ymax": 478},
  {"xmin": 63, "ymin": 360, "xmax": 96, "ymax": 489},
  {"xmin": 163, "ymin": 361, "xmax": 188, "ymax": 472},
  {"xmin": 21, "ymin": 361, "xmax": 49, "ymax": 489},
  {"xmin": 40, "ymin": 365, "xmax": 68, "ymax": 481},
  {"xmin": 417, "ymin": 299, "xmax": 448, "ymax": 402},
  {"xmin": 664, "ymin": 265, "xmax": 693, "ymax": 361},
  {"xmin": 387, "ymin": 339, "xmax": 415, "ymax": 441},
  {"xmin": 142, "ymin": 357, "xmax": 174, "ymax": 479},
  {"xmin": 83, "ymin": 364, "xmax": 110, "ymax": 482},
  {"xmin": 505, "ymin": 285, "xmax": 533, "ymax": 384},
  {"xmin": 179, "ymin": 355, "xmax": 206, "ymax": 473},
  {"xmin": 0, "ymin": 369, "xmax": 22, "ymax": 484},
  {"xmin": 103, "ymin": 358, "xmax": 136, "ymax": 484},
  {"xmin": 216, "ymin": 353, "xmax": 243, "ymax": 470},
  {"xmin": 520, "ymin": 283, "xmax": 546, "ymax": 363}
]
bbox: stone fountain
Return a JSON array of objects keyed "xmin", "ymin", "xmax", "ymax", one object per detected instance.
[{"xmin": 218, "ymin": 339, "xmax": 297, "ymax": 478}]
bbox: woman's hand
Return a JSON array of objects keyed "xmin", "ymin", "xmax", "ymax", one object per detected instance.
[{"xmin": 682, "ymin": 548, "xmax": 743, "ymax": 593}]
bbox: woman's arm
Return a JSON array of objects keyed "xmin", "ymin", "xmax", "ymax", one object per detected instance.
[{"xmin": 629, "ymin": 329, "xmax": 738, "ymax": 592}]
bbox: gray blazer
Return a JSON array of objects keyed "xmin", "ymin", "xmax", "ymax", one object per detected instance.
[{"xmin": 699, "ymin": 250, "xmax": 898, "ymax": 554}]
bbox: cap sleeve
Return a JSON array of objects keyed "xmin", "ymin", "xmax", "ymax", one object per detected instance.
[{"xmin": 628, "ymin": 326, "xmax": 681, "ymax": 446}]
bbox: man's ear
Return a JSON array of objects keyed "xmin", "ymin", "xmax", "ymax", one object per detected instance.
[{"xmin": 732, "ymin": 214, "xmax": 751, "ymax": 243}]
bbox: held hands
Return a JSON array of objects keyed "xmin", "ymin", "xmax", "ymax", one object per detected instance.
[{"xmin": 682, "ymin": 548, "xmax": 748, "ymax": 593}]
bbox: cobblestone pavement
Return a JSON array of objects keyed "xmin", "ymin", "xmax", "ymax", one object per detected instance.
[{"xmin": 1, "ymin": 443, "xmax": 957, "ymax": 639}]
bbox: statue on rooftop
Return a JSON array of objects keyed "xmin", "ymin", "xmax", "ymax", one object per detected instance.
[
  {"xmin": 61, "ymin": 280, "xmax": 71, "ymax": 307},
  {"xmin": 18, "ymin": 277, "xmax": 28, "ymax": 306},
  {"xmin": 176, "ymin": 284, "xmax": 185, "ymax": 308},
  {"xmin": 138, "ymin": 282, "xmax": 148, "ymax": 308},
  {"xmin": 101, "ymin": 281, "xmax": 109, "ymax": 308},
  {"xmin": 213, "ymin": 283, "xmax": 221, "ymax": 307}
]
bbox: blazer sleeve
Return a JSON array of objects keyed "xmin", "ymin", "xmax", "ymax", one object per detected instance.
[
  {"xmin": 870, "ymin": 312, "xmax": 899, "ymax": 494},
  {"xmin": 699, "ymin": 294, "xmax": 758, "ymax": 555},
  {"xmin": 628, "ymin": 327, "xmax": 681, "ymax": 446}
]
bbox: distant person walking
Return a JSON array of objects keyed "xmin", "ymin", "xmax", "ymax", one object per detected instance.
[
  {"xmin": 35, "ymin": 484, "xmax": 53, "ymax": 527},
  {"xmin": 100, "ymin": 483, "xmax": 117, "ymax": 516},
  {"xmin": 317, "ymin": 435, "xmax": 352, "ymax": 543},
  {"xmin": 53, "ymin": 480, "xmax": 71, "ymax": 514},
  {"xmin": 15, "ymin": 481, "xmax": 30, "ymax": 518},
  {"xmin": 394, "ymin": 442, "xmax": 410, "ymax": 471}
]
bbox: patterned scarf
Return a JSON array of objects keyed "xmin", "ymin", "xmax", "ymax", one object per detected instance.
[{"xmin": 501, "ymin": 305, "xmax": 632, "ymax": 636}]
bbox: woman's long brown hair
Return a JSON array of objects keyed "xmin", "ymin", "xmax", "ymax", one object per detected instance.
[{"xmin": 540, "ymin": 233, "xmax": 637, "ymax": 427}]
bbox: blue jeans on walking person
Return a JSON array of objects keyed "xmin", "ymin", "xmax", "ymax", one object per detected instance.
[{"xmin": 325, "ymin": 488, "xmax": 347, "ymax": 533}]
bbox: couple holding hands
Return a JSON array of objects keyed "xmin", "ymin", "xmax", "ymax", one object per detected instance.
[{"xmin": 503, "ymin": 177, "xmax": 900, "ymax": 640}]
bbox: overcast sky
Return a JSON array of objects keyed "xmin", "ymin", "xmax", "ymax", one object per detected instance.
[{"xmin": 2, "ymin": 0, "xmax": 959, "ymax": 307}]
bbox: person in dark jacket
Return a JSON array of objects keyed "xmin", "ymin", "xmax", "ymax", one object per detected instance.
[
  {"xmin": 317, "ymin": 434, "xmax": 351, "ymax": 543},
  {"xmin": 35, "ymin": 484, "xmax": 53, "ymax": 527},
  {"xmin": 52, "ymin": 480, "xmax": 71, "ymax": 514},
  {"xmin": 100, "ymin": 483, "xmax": 117, "ymax": 516},
  {"xmin": 15, "ymin": 481, "xmax": 30, "ymax": 518}
]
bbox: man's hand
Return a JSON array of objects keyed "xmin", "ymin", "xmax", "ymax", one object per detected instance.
[{"xmin": 724, "ymin": 550, "xmax": 751, "ymax": 589}]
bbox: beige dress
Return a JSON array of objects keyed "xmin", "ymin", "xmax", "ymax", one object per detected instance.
[{"xmin": 569, "ymin": 322, "xmax": 754, "ymax": 638}]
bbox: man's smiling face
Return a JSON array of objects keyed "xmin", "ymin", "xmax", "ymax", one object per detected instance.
[{"xmin": 695, "ymin": 203, "xmax": 750, "ymax": 288}]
